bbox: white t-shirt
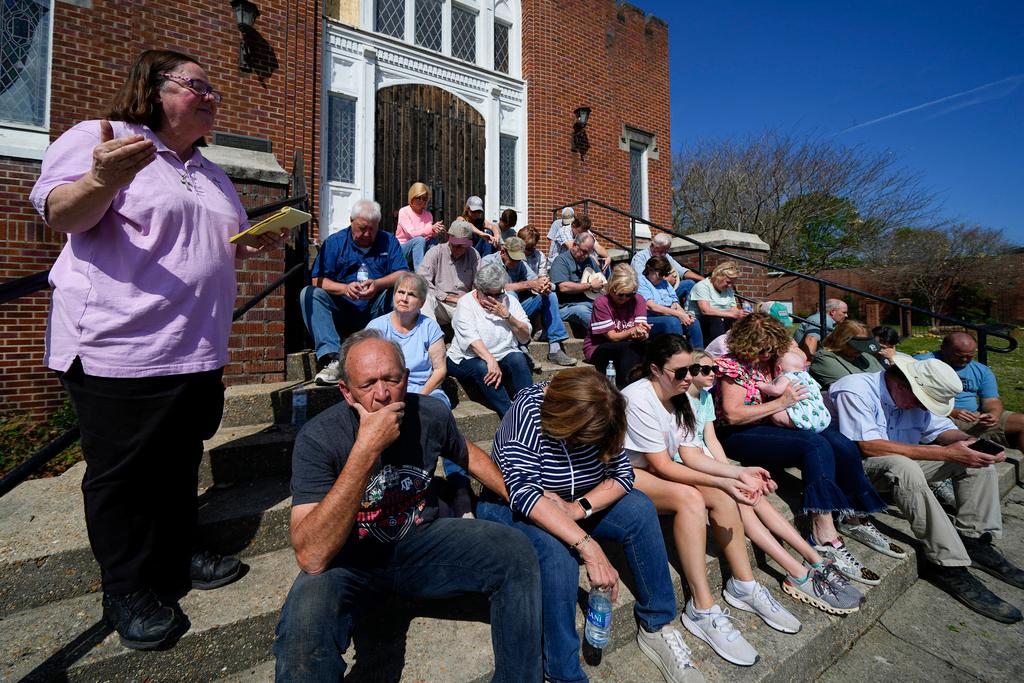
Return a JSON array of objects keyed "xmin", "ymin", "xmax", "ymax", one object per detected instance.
[
  {"xmin": 447, "ymin": 291, "xmax": 531, "ymax": 364},
  {"xmin": 622, "ymin": 379, "xmax": 680, "ymax": 469}
]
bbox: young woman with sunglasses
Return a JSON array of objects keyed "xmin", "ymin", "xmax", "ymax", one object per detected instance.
[
  {"xmin": 685, "ymin": 351, "xmax": 865, "ymax": 616},
  {"xmin": 620, "ymin": 335, "xmax": 797, "ymax": 667}
]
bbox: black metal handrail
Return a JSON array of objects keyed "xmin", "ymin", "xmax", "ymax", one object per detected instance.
[
  {"xmin": 1, "ymin": 156, "xmax": 311, "ymax": 498},
  {"xmin": 556, "ymin": 198, "xmax": 1018, "ymax": 364}
]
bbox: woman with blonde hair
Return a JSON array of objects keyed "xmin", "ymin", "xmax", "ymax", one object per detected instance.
[
  {"xmin": 396, "ymin": 181, "xmax": 445, "ymax": 269},
  {"xmin": 584, "ymin": 264, "xmax": 651, "ymax": 387},
  {"xmin": 808, "ymin": 319, "xmax": 885, "ymax": 390},
  {"xmin": 477, "ymin": 367, "xmax": 702, "ymax": 683},
  {"xmin": 687, "ymin": 261, "xmax": 748, "ymax": 341},
  {"xmin": 714, "ymin": 313, "xmax": 886, "ymax": 587}
]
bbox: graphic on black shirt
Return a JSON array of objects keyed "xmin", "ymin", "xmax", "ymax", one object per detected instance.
[{"xmin": 356, "ymin": 463, "xmax": 432, "ymax": 543}]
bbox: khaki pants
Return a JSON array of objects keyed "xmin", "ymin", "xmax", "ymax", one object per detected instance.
[
  {"xmin": 861, "ymin": 455, "xmax": 1002, "ymax": 566},
  {"xmin": 423, "ymin": 294, "xmax": 458, "ymax": 326},
  {"xmin": 953, "ymin": 411, "xmax": 1016, "ymax": 447}
]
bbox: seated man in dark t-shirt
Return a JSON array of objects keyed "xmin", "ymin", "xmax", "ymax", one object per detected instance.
[{"xmin": 273, "ymin": 330, "xmax": 541, "ymax": 681}]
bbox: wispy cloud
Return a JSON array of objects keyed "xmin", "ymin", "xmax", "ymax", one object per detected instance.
[{"xmin": 837, "ymin": 74, "xmax": 1024, "ymax": 135}]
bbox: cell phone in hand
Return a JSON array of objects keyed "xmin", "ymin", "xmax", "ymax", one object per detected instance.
[{"xmin": 969, "ymin": 438, "xmax": 1004, "ymax": 455}]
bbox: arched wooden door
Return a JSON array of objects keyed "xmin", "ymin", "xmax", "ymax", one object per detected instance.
[{"xmin": 374, "ymin": 85, "xmax": 486, "ymax": 233}]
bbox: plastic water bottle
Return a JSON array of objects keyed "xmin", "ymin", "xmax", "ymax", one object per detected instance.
[
  {"xmin": 742, "ymin": 301, "xmax": 753, "ymax": 313},
  {"xmin": 356, "ymin": 262, "xmax": 370, "ymax": 283},
  {"xmin": 585, "ymin": 586, "xmax": 613, "ymax": 648},
  {"xmin": 291, "ymin": 386, "xmax": 307, "ymax": 428},
  {"xmin": 605, "ymin": 361, "xmax": 616, "ymax": 386}
]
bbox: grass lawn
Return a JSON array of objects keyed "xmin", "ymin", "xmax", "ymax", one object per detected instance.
[{"xmin": 896, "ymin": 329, "xmax": 1024, "ymax": 413}]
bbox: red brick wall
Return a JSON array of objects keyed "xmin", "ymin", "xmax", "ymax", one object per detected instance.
[
  {"xmin": 521, "ymin": 0, "xmax": 672, "ymax": 246},
  {"xmin": 1, "ymin": 0, "xmax": 321, "ymax": 419}
]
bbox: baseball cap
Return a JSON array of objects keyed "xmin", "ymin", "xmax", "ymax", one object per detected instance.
[
  {"xmin": 891, "ymin": 356, "xmax": 963, "ymax": 416},
  {"xmin": 466, "ymin": 196, "xmax": 484, "ymax": 212},
  {"xmin": 846, "ymin": 336, "xmax": 881, "ymax": 354},
  {"xmin": 447, "ymin": 219, "xmax": 474, "ymax": 246},
  {"xmin": 757, "ymin": 301, "xmax": 793, "ymax": 327},
  {"xmin": 503, "ymin": 237, "xmax": 526, "ymax": 260},
  {"xmin": 561, "ymin": 207, "xmax": 575, "ymax": 225}
]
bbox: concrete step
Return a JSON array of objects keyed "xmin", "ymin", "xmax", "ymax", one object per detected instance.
[
  {"xmin": 26, "ymin": 495, "xmax": 922, "ymax": 683},
  {"xmin": 0, "ymin": 463, "xmax": 292, "ymax": 618}
]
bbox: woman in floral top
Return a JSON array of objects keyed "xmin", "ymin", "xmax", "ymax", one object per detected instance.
[{"xmin": 713, "ymin": 314, "xmax": 887, "ymax": 587}]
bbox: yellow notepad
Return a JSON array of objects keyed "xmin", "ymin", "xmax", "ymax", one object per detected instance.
[{"xmin": 230, "ymin": 206, "xmax": 311, "ymax": 247}]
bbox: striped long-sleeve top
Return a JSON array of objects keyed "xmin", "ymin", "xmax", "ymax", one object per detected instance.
[{"xmin": 490, "ymin": 383, "xmax": 635, "ymax": 517}]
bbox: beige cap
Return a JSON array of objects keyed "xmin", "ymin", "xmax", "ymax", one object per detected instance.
[
  {"xmin": 447, "ymin": 219, "xmax": 475, "ymax": 246},
  {"xmin": 503, "ymin": 236, "xmax": 527, "ymax": 260},
  {"xmin": 891, "ymin": 355, "xmax": 963, "ymax": 417}
]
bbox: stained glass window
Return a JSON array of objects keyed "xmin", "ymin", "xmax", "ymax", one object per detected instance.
[
  {"xmin": 499, "ymin": 135, "xmax": 516, "ymax": 206},
  {"xmin": 0, "ymin": 0, "xmax": 51, "ymax": 127},
  {"xmin": 414, "ymin": 0, "xmax": 442, "ymax": 52},
  {"xmin": 375, "ymin": 0, "xmax": 406, "ymax": 40},
  {"xmin": 451, "ymin": 5, "xmax": 476, "ymax": 64},
  {"xmin": 327, "ymin": 94, "xmax": 356, "ymax": 184}
]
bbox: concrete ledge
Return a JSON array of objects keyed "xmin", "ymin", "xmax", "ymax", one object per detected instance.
[
  {"xmin": 674, "ymin": 229, "xmax": 770, "ymax": 253},
  {"xmin": 202, "ymin": 145, "xmax": 289, "ymax": 185}
]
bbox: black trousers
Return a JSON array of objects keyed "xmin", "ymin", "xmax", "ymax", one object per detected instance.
[
  {"xmin": 589, "ymin": 339, "xmax": 647, "ymax": 388},
  {"xmin": 698, "ymin": 314, "xmax": 734, "ymax": 345},
  {"xmin": 61, "ymin": 358, "xmax": 225, "ymax": 595}
]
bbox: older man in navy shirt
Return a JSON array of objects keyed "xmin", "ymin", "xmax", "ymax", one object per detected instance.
[{"xmin": 300, "ymin": 199, "xmax": 407, "ymax": 385}]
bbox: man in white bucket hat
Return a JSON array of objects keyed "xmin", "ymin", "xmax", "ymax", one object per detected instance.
[{"xmin": 829, "ymin": 357, "xmax": 1024, "ymax": 624}]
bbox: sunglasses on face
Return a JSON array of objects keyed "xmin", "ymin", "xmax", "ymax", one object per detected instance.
[
  {"xmin": 663, "ymin": 364, "xmax": 715, "ymax": 380},
  {"xmin": 161, "ymin": 72, "xmax": 223, "ymax": 103}
]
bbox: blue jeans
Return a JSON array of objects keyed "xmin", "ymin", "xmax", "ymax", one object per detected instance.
[
  {"xmin": 517, "ymin": 291, "xmax": 569, "ymax": 343},
  {"xmin": 720, "ymin": 425, "xmax": 886, "ymax": 516},
  {"xmin": 558, "ymin": 301, "xmax": 593, "ymax": 330},
  {"xmin": 400, "ymin": 235, "xmax": 436, "ymax": 271},
  {"xmin": 299, "ymin": 285, "xmax": 393, "ymax": 360},
  {"xmin": 273, "ymin": 518, "xmax": 542, "ymax": 682},
  {"xmin": 647, "ymin": 312, "xmax": 704, "ymax": 348},
  {"xmin": 446, "ymin": 352, "xmax": 533, "ymax": 418},
  {"xmin": 676, "ymin": 278, "xmax": 696, "ymax": 303},
  {"xmin": 478, "ymin": 489, "xmax": 676, "ymax": 683},
  {"xmin": 473, "ymin": 236, "xmax": 495, "ymax": 257}
]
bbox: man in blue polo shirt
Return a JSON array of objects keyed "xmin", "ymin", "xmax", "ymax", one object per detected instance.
[
  {"xmin": 300, "ymin": 199, "xmax": 407, "ymax": 385},
  {"xmin": 915, "ymin": 332, "xmax": 1024, "ymax": 452}
]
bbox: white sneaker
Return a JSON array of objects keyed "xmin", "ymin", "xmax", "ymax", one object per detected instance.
[
  {"xmin": 723, "ymin": 578, "xmax": 802, "ymax": 634},
  {"xmin": 314, "ymin": 358, "xmax": 341, "ymax": 385},
  {"xmin": 636, "ymin": 625, "xmax": 705, "ymax": 683},
  {"xmin": 809, "ymin": 534, "xmax": 881, "ymax": 586},
  {"xmin": 680, "ymin": 600, "xmax": 758, "ymax": 667},
  {"xmin": 838, "ymin": 518, "xmax": 907, "ymax": 559}
]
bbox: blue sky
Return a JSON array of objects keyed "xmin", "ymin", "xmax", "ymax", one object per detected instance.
[{"xmin": 643, "ymin": 0, "xmax": 1024, "ymax": 244}]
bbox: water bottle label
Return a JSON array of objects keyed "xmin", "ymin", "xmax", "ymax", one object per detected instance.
[{"xmin": 586, "ymin": 609, "xmax": 611, "ymax": 629}]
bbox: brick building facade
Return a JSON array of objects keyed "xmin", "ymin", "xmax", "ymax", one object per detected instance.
[{"xmin": 1, "ymin": 0, "xmax": 670, "ymax": 419}]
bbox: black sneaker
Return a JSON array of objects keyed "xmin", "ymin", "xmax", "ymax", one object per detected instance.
[
  {"xmin": 103, "ymin": 588, "xmax": 184, "ymax": 650},
  {"xmin": 961, "ymin": 532, "xmax": 1024, "ymax": 589},
  {"xmin": 190, "ymin": 550, "xmax": 243, "ymax": 590},
  {"xmin": 926, "ymin": 565, "xmax": 1022, "ymax": 624}
]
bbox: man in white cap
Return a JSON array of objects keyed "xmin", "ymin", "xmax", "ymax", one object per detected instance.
[
  {"xmin": 547, "ymin": 206, "xmax": 575, "ymax": 255},
  {"xmin": 829, "ymin": 357, "xmax": 1024, "ymax": 623},
  {"xmin": 417, "ymin": 219, "xmax": 480, "ymax": 325}
]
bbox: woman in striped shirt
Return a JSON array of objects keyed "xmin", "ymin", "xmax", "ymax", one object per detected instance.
[{"xmin": 477, "ymin": 367, "xmax": 701, "ymax": 683}]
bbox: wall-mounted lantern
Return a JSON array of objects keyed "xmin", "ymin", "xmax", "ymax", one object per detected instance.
[
  {"xmin": 572, "ymin": 106, "xmax": 592, "ymax": 161},
  {"xmin": 230, "ymin": 0, "xmax": 261, "ymax": 72}
]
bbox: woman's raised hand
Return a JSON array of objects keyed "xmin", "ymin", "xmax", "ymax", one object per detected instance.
[{"xmin": 90, "ymin": 120, "xmax": 156, "ymax": 190}]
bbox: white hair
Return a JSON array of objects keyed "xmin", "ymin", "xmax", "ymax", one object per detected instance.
[
  {"xmin": 350, "ymin": 199, "xmax": 382, "ymax": 224},
  {"xmin": 573, "ymin": 231, "xmax": 595, "ymax": 248},
  {"xmin": 825, "ymin": 299, "xmax": 846, "ymax": 312},
  {"xmin": 652, "ymin": 233, "xmax": 673, "ymax": 247},
  {"xmin": 474, "ymin": 263, "xmax": 510, "ymax": 293}
]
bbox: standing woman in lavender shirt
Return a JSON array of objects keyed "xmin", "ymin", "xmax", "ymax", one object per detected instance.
[{"xmin": 29, "ymin": 50, "xmax": 283, "ymax": 651}]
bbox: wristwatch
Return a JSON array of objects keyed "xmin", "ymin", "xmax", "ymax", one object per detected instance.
[{"xmin": 578, "ymin": 497, "xmax": 593, "ymax": 519}]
